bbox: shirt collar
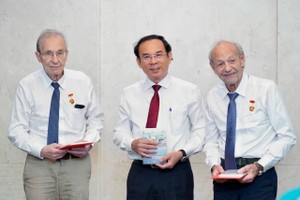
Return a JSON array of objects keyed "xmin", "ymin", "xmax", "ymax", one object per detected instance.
[
  {"xmin": 143, "ymin": 74, "xmax": 171, "ymax": 91},
  {"xmin": 220, "ymin": 72, "xmax": 249, "ymax": 99},
  {"xmin": 235, "ymin": 72, "xmax": 248, "ymax": 97},
  {"xmin": 41, "ymin": 68, "xmax": 66, "ymax": 89}
]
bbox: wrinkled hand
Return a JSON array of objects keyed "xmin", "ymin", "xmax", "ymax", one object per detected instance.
[
  {"xmin": 131, "ymin": 138, "xmax": 157, "ymax": 157},
  {"xmin": 41, "ymin": 144, "xmax": 67, "ymax": 161},
  {"xmin": 67, "ymin": 146, "xmax": 91, "ymax": 158},
  {"xmin": 155, "ymin": 151, "xmax": 182, "ymax": 169},
  {"xmin": 41, "ymin": 141, "xmax": 92, "ymax": 161},
  {"xmin": 66, "ymin": 140, "xmax": 92, "ymax": 158},
  {"xmin": 237, "ymin": 164, "xmax": 258, "ymax": 183},
  {"xmin": 211, "ymin": 165, "xmax": 227, "ymax": 183}
]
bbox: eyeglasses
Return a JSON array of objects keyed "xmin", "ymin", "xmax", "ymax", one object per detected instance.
[
  {"xmin": 140, "ymin": 53, "xmax": 167, "ymax": 63},
  {"xmin": 213, "ymin": 56, "xmax": 242, "ymax": 69},
  {"xmin": 40, "ymin": 50, "xmax": 68, "ymax": 59}
]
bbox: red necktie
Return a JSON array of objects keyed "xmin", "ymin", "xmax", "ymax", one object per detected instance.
[{"xmin": 146, "ymin": 85, "xmax": 161, "ymax": 128}]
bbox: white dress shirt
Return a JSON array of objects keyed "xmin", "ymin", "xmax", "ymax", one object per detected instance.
[
  {"xmin": 8, "ymin": 68, "xmax": 104, "ymax": 158},
  {"xmin": 113, "ymin": 74, "xmax": 206, "ymax": 160},
  {"xmin": 205, "ymin": 73, "xmax": 296, "ymax": 172}
]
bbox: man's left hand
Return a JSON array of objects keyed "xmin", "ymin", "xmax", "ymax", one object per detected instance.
[
  {"xmin": 237, "ymin": 163, "xmax": 259, "ymax": 183},
  {"xmin": 67, "ymin": 143, "xmax": 92, "ymax": 158},
  {"xmin": 155, "ymin": 151, "xmax": 182, "ymax": 169}
]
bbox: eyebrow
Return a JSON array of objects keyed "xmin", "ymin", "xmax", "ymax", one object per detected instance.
[
  {"xmin": 141, "ymin": 50, "xmax": 163, "ymax": 55},
  {"xmin": 42, "ymin": 48, "xmax": 66, "ymax": 52}
]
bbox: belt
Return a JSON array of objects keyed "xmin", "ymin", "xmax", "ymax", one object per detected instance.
[
  {"xmin": 60, "ymin": 153, "xmax": 79, "ymax": 160},
  {"xmin": 221, "ymin": 157, "xmax": 260, "ymax": 166},
  {"xmin": 133, "ymin": 160, "xmax": 162, "ymax": 169},
  {"xmin": 133, "ymin": 159, "xmax": 189, "ymax": 169}
]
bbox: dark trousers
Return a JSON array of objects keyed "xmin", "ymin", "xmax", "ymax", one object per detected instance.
[
  {"xmin": 214, "ymin": 160, "xmax": 277, "ymax": 200},
  {"xmin": 127, "ymin": 160, "xmax": 194, "ymax": 200}
]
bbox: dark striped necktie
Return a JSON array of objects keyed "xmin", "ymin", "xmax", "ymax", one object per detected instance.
[{"xmin": 47, "ymin": 82, "xmax": 60, "ymax": 144}]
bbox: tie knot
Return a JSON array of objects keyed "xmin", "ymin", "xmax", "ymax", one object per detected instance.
[
  {"xmin": 228, "ymin": 92, "xmax": 239, "ymax": 101},
  {"xmin": 152, "ymin": 85, "xmax": 161, "ymax": 92},
  {"xmin": 51, "ymin": 82, "xmax": 60, "ymax": 89}
]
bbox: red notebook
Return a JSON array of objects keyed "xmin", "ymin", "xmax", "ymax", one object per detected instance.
[
  {"xmin": 59, "ymin": 141, "xmax": 93, "ymax": 150},
  {"xmin": 212, "ymin": 170, "xmax": 246, "ymax": 180}
]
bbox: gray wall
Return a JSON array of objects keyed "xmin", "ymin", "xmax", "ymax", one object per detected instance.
[{"xmin": 0, "ymin": 0, "xmax": 299, "ymax": 199}]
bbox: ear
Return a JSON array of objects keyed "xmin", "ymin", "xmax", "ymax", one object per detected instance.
[
  {"xmin": 35, "ymin": 51, "xmax": 42, "ymax": 63},
  {"xmin": 240, "ymin": 53, "xmax": 245, "ymax": 68},
  {"xmin": 136, "ymin": 57, "xmax": 142, "ymax": 68},
  {"xmin": 167, "ymin": 52, "xmax": 173, "ymax": 63},
  {"xmin": 209, "ymin": 61, "xmax": 217, "ymax": 72}
]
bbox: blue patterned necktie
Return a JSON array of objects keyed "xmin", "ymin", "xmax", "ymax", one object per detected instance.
[
  {"xmin": 224, "ymin": 92, "xmax": 239, "ymax": 170},
  {"xmin": 47, "ymin": 82, "xmax": 60, "ymax": 144},
  {"xmin": 146, "ymin": 85, "xmax": 161, "ymax": 128}
]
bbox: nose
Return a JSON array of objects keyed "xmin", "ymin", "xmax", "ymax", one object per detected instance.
[
  {"xmin": 50, "ymin": 54, "xmax": 59, "ymax": 63},
  {"xmin": 224, "ymin": 61, "xmax": 232, "ymax": 71},
  {"xmin": 149, "ymin": 55, "xmax": 159, "ymax": 63}
]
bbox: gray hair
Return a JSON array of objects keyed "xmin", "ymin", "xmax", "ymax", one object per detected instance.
[
  {"xmin": 208, "ymin": 40, "xmax": 244, "ymax": 65},
  {"xmin": 36, "ymin": 29, "xmax": 67, "ymax": 52}
]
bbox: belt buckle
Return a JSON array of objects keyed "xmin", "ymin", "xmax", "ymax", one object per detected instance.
[
  {"xmin": 67, "ymin": 154, "xmax": 72, "ymax": 159},
  {"xmin": 151, "ymin": 164, "xmax": 158, "ymax": 169},
  {"xmin": 235, "ymin": 157, "xmax": 242, "ymax": 165},
  {"xmin": 61, "ymin": 153, "xmax": 72, "ymax": 160}
]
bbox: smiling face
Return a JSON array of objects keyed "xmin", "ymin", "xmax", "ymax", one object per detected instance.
[
  {"xmin": 35, "ymin": 34, "xmax": 68, "ymax": 81},
  {"xmin": 210, "ymin": 41, "xmax": 245, "ymax": 92},
  {"xmin": 136, "ymin": 39, "xmax": 173, "ymax": 83}
]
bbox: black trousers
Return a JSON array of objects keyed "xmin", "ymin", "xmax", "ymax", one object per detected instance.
[
  {"xmin": 127, "ymin": 160, "xmax": 194, "ymax": 200},
  {"xmin": 213, "ymin": 160, "xmax": 277, "ymax": 200}
]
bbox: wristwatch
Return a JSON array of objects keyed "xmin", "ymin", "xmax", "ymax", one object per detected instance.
[
  {"xmin": 254, "ymin": 162, "xmax": 264, "ymax": 176},
  {"xmin": 179, "ymin": 149, "xmax": 188, "ymax": 162}
]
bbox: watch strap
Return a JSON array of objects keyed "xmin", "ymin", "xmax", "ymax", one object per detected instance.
[
  {"xmin": 179, "ymin": 149, "xmax": 188, "ymax": 162},
  {"xmin": 254, "ymin": 162, "xmax": 264, "ymax": 176}
]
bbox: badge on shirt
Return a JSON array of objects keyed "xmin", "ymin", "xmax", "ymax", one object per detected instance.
[
  {"xmin": 249, "ymin": 100, "xmax": 255, "ymax": 111},
  {"xmin": 68, "ymin": 93, "xmax": 75, "ymax": 104},
  {"xmin": 68, "ymin": 93, "xmax": 85, "ymax": 109}
]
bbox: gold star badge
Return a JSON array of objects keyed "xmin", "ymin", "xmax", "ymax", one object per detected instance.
[
  {"xmin": 68, "ymin": 93, "xmax": 74, "ymax": 104},
  {"xmin": 249, "ymin": 100, "xmax": 255, "ymax": 111}
]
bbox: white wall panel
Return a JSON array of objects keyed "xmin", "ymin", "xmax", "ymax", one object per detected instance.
[{"xmin": 0, "ymin": 0, "xmax": 298, "ymax": 199}]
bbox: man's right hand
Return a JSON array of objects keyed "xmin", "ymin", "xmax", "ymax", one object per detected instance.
[
  {"xmin": 41, "ymin": 144, "xmax": 67, "ymax": 161},
  {"xmin": 211, "ymin": 165, "xmax": 227, "ymax": 183},
  {"xmin": 131, "ymin": 138, "xmax": 158, "ymax": 158}
]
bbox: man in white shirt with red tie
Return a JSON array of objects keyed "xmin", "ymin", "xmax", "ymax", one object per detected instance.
[
  {"xmin": 113, "ymin": 34, "xmax": 207, "ymax": 200},
  {"xmin": 204, "ymin": 40, "xmax": 296, "ymax": 200}
]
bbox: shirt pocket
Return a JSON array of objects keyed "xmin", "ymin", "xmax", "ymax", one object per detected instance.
[
  {"xmin": 67, "ymin": 106, "xmax": 87, "ymax": 131},
  {"xmin": 243, "ymin": 109, "xmax": 267, "ymax": 129},
  {"xmin": 169, "ymin": 106, "xmax": 189, "ymax": 136}
]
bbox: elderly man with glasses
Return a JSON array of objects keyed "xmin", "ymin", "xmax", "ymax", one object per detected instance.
[{"xmin": 8, "ymin": 29, "xmax": 103, "ymax": 200}]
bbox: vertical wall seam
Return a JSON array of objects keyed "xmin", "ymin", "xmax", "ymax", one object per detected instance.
[
  {"xmin": 276, "ymin": 0, "xmax": 279, "ymax": 84},
  {"xmin": 98, "ymin": 0, "xmax": 102, "ymax": 198}
]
